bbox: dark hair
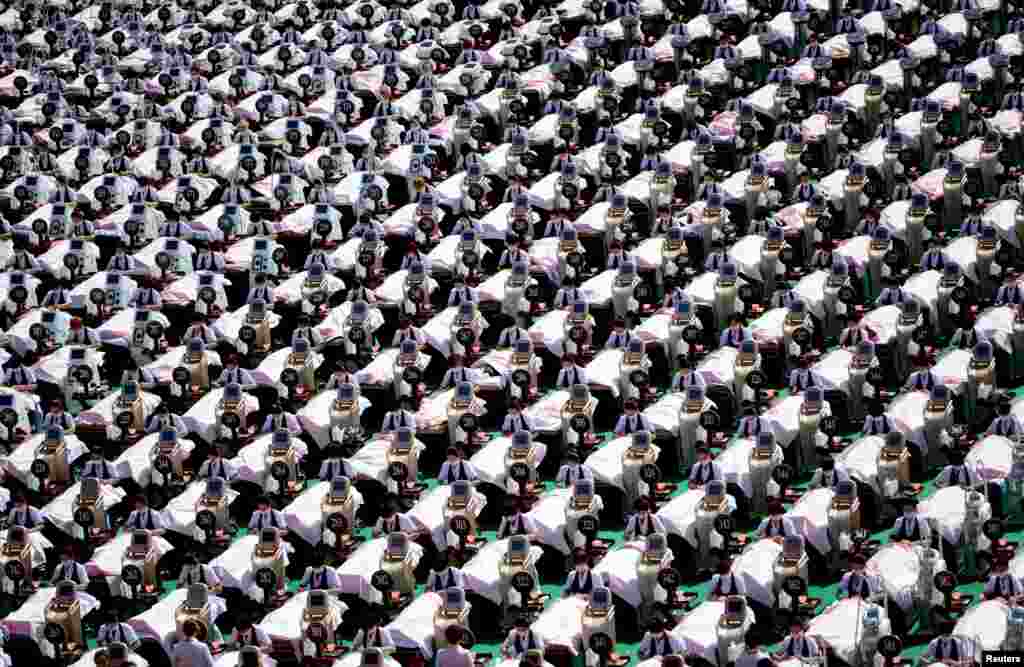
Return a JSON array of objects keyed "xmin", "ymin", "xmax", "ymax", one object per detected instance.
[
  {"xmin": 445, "ymin": 625, "xmax": 464, "ymax": 645},
  {"xmin": 182, "ymin": 620, "xmax": 200, "ymax": 638}
]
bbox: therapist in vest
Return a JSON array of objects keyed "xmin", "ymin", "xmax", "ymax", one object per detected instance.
[
  {"xmin": 438, "ymin": 446, "xmax": 479, "ymax": 484},
  {"xmin": 624, "ymin": 497, "xmax": 667, "ymax": 541},
  {"xmin": 776, "ymin": 619, "xmax": 821, "ymax": 659},
  {"xmin": 736, "ymin": 630, "xmax": 774, "ymax": 667},
  {"xmin": 984, "ymin": 555, "xmax": 1024, "ymax": 601},
  {"xmin": 562, "ymin": 548, "xmax": 603, "ymax": 598},
  {"xmin": 178, "ymin": 552, "xmax": 222, "ymax": 589},
  {"xmin": 97, "ymin": 609, "xmax": 139, "ymax": 649},
  {"xmin": 299, "ymin": 550, "xmax": 341, "ymax": 593},
  {"xmin": 50, "ymin": 546, "xmax": 89, "ymax": 590},
  {"xmin": 248, "ymin": 495, "xmax": 287, "ymax": 535},
  {"xmin": 707, "ymin": 558, "xmax": 748, "ymax": 600},
  {"xmin": 502, "ymin": 616, "xmax": 546, "ymax": 658},
  {"xmin": 689, "ymin": 446, "xmax": 724, "ymax": 488},
  {"xmin": 638, "ymin": 616, "xmax": 686, "ymax": 659},
  {"xmin": 498, "ymin": 498, "xmax": 538, "ymax": 539},
  {"xmin": 125, "ymin": 496, "xmax": 166, "ymax": 536},
  {"xmin": 229, "ymin": 617, "xmax": 271, "ymax": 652},
  {"xmin": 428, "ymin": 551, "xmax": 467, "ymax": 592},
  {"xmin": 352, "ymin": 612, "xmax": 395, "ymax": 650},
  {"xmin": 891, "ymin": 496, "xmax": 932, "ymax": 544}
]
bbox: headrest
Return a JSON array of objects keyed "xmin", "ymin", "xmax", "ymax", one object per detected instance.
[
  {"xmin": 331, "ymin": 475, "xmax": 351, "ymax": 497},
  {"xmin": 782, "ymin": 535, "xmax": 804, "ymax": 557},
  {"xmin": 187, "ymin": 583, "xmax": 209, "ymax": 608},
  {"xmin": 705, "ymin": 479, "xmax": 725, "ymax": 497}
]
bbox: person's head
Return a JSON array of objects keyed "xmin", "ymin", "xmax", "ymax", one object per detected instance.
[
  {"xmin": 445, "ymin": 624, "xmax": 464, "ymax": 646},
  {"xmin": 730, "ymin": 314, "xmax": 744, "ymax": 330},
  {"xmin": 821, "ymin": 456, "xmax": 834, "ymax": 471},
  {"xmin": 625, "ymin": 399, "xmax": 639, "ymax": 415},
  {"xmin": 514, "ymin": 616, "xmax": 530, "ymax": 635},
  {"xmin": 70, "ymin": 317, "xmax": 82, "ymax": 331},
  {"xmin": 13, "ymin": 494, "xmax": 26, "ymax": 509},
  {"xmin": 184, "ymin": 552, "xmax": 200, "ymax": 567},
  {"xmin": 446, "ymin": 446, "xmax": 459, "ymax": 464},
  {"xmin": 183, "ymin": 620, "xmax": 200, "ymax": 639},
  {"xmin": 635, "ymin": 497, "xmax": 651, "ymax": 515},
  {"xmin": 717, "ymin": 558, "xmax": 733, "ymax": 575},
  {"xmin": 790, "ymin": 620, "xmax": 805, "ymax": 637},
  {"xmin": 509, "ymin": 399, "xmax": 523, "ymax": 415},
  {"xmin": 573, "ymin": 548, "xmax": 589, "ymax": 570},
  {"xmin": 697, "ymin": 445, "xmax": 711, "ymax": 462},
  {"xmin": 869, "ymin": 399, "xmax": 885, "ymax": 417},
  {"xmin": 613, "ymin": 318, "xmax": 625, "ymax": 332},
  {"xmin": 768, "ymin": 501, "xmax": 784, "ymax": 517},
  {"xmin": 434, "ymin": 551, "xmax": 449, "ymax": 572},
  {"xmin": 562, "ymin": 354, "xmax": 575, "ymax": 370},
  {"xmin": 255, "ymin": 496, "xmax": 272, "ymax": 512},
  {"xmin": 312, "ymin": 549, "xmax": 327, "ymax": 568},
  {"xmin": 50, "ymin": 399, "xmax": 64, "ymax": 414},
  {"xmin": 649, "ymin": 617, "xmax": 666, "ymax": 634},
  {"xmin": 849, "ymin": 553, "xmax": 866, "ymax": 572},
  {"xmin": 237, "ymin": 617, "xmax": 254, "ymax": 633},
  {"xmin": 451, "ymin": 354, "xmax": 464, "ymax": 368},
  {"xmin": 133, "ymin": 496, "xmax": 147, "ymax": 512},
  {"xmin": 399, "ymin": 316, "xmax": 411, "ymax": 330},
  {"xmin": 61, "ymin": 545, "xmax": 75, "ymax": 562},
  {"xmin": 225, "ymin": 354, "xmax": 239, "ymax": 368}
]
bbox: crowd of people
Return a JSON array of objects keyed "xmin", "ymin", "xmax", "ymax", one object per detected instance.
[{"xmin": 0, "ymin": 0, "xmax": 1023, "ymax": 665}]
